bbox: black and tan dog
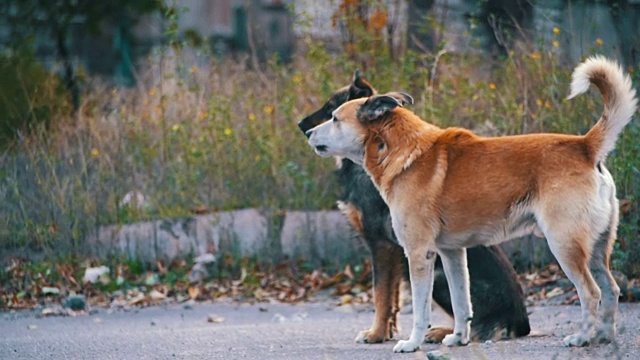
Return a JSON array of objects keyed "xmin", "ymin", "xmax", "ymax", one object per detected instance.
[
  {"xmin": 306, "ymin": 56, "xmax": 636, "ymax": 352},
  {"xmin": 298, "ymin": 71, "xmax": 530, "ymax": 343}
]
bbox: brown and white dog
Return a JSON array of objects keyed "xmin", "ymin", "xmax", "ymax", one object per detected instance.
[
  {"xmin": 298, "ymin": 72, "xmax": 530, "ymax": 344},
  {"xmin": 306, "ymin": 56, "xmax": 637, "ymax": 352}
]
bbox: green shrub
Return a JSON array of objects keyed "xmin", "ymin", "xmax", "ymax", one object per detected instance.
[
  {"xmin": 0, "ymin": 47, "xmax": 69, "ymax": 145},
  {"xmin": 0, "ymin": 29, "xmax": 638, "ymax": 276}
]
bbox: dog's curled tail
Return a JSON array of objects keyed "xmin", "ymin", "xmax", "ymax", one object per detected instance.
[{"xmin": 568, "ymin": 56, "xmax": 638, "ymax": 163}]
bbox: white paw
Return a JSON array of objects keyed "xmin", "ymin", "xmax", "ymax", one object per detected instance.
[
  {"xmin": 442, "ymin": 333, "xmax": 468, "ymax": 347},
  {"xmin": 354, "ymin": 331, "xmax": 367, "ymax": 344},
  {"xmin": 562, "ymin": 333, "xmax": 589, "ymax": 347},
  {"xmin": 393, "ymin": 339, "xmax": 420, "ymax": 353}
]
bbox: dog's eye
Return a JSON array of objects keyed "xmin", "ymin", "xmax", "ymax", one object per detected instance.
[{"xmin": 333, "ymin": 116, "xmax": 340, "ymax": 123}]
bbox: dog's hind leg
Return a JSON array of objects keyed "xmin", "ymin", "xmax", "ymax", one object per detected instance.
[
  {"xmin": 588, "ymin": 195, "xmax": 620, "ymax": 343},
  {"xmin": 438, "ymin": 248, "xmax": 472, "ymax": 346},
  {"xmin": 543, "ymin": 229, "xmax": 602, "ymax": 347}
]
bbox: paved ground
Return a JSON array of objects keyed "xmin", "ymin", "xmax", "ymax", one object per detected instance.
[{"xmin": 1, "ymin": 300, "xmax": 639, "ymax": 360}]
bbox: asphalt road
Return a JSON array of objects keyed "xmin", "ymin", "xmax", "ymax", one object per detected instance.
[{"xmin": 1, "ymin": 300, "xmax": 639, "ymax": 360}]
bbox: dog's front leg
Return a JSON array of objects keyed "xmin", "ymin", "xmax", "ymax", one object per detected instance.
[
  {"xmin": 393, "ymin": 244, "xmax": 437, "ymax": 353},
  {"xmin": 438, "ymin": 248, "xmax": 472, "ymax": 346}
]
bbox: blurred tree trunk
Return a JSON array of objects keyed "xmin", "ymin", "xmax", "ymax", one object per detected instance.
[
  {"xmin": 406, "ymin": 0, "xmax": 435, "ymax": 52},
  {"xmin": 609, "ymin": 0, "xmax": 640, "ymax": 69},
  {"xmin": 406, "ymin": 0, "xmax": 532, "ymax": 54},
  {"xmin": 55, "ymin": 26, "xmax": 80, "ymax": 111}
]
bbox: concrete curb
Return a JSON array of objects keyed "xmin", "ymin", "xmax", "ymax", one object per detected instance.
[{"xmin": 87, "ymin": 209, "xmax": 554, "ymax": 269}]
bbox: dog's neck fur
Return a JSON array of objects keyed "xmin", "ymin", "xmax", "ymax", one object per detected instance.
[{"xmin": 363, "ymin": 108, "xmax": 442, "ymax": 201}]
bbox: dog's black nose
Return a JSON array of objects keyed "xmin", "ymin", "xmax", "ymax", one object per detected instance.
[{"xmin": 297, "ymin": 121, "xmax": 307, "ymax": 134}]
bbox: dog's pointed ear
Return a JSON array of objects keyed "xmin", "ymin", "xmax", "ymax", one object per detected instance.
[
  {"xmin": 384, "ymin": 91, "xmax": 413, "ymax": 106},
  {"xmin": 357, "ymin": 92, "xmax": 412, "ymax": 122},
  {"xmin": 348, "ymin": 69, "xmax": 376, "ymax": 100}
]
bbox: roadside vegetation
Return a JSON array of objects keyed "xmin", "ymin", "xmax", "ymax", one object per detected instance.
[{"xmin": 1, "ymin": 3, "xmax": 639, "ymax": 309}]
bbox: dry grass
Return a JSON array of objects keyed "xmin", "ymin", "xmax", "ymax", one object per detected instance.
[{"xmin": 1, "ymin": 36, "xmax": 638, "ymax": 274}]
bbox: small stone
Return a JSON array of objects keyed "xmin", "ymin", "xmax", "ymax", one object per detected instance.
[
  {"xmin": 207, "ymin": 314, "xmax": 225, "ymax": 323},
  {"xmin": 427, "ymin": 350, "xmax": 450, "ymax": 360},
  {"xmin": 64, "ymin": 295, "xmax": 87, "ymax": 311},
  {"xmin": 271, "ymin": 313, "xmax": 286, "ymax": 323}
]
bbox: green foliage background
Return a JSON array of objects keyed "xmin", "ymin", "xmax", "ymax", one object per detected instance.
[{"xmin": 0, "ymin": 6, "xmax": 639, "ymax": 276}]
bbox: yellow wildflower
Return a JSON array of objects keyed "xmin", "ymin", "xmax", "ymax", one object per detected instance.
[
  {"xmin": 293, "ymin": 74, "xmax": 302, "ymax": 84},
  {"xmin": 248, "ymin": 113, "xmax": 257, "ymax": 121},
  {"xmin": 489, "ymin": 83, "xmax": 497, "ymax": 90},
  {"xmin": 552, "ymin": 40, "xmax": 559, "ymax": 48},
  {"xmin": 172, "ymin": 124, "xmax": 181, "ymax": 132},
  {"xmin": 530, "ymin": 52, "xmax": 541, "ymax": 60},
  {"xmin": 263, "ymin": 105, "xmax": 275, "ymax": 115},
  {"xmin": 536, "ymin": 99, "xmax": 543, "ymax": 107},
  {"xmin": 90, "ymin": 148, "xmax": 100, "ymax": 157},
  {"xmin": 553, "ymin": 27, "xmax": 560, "ymax": 36},
  {"xmin": 224, "ymin": 128, "xmax": 232, "ymax": 136},
  {"xmin": 595, "ymin": 38, "xmax": 603, "ymax": 47}
]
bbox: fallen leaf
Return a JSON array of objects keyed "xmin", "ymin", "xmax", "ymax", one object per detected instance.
[
  {"xmin": 41, "ymin": 307, "xmax": 57, "ymax": 316},
  {"xmin": 149, "ymin": 290, "xmax": 166, "ymax": 301},
  {"xmin": 339, "ymin": 294, "xmax": 353, "ymax": 306},
  {"xmin": 545, "ymin": 287, "xmax": 564, "ymax": 299},
  {"xmin": 344, "ymin": 264, "xmax": 354, "ymax": 279},
  {"xmin": 128, "ymin": 293, "xmax": 147, "ymax": 306},
  {"xmin": 41, "ymin": 286, "xmax": 60, "ymax": 295},
  {"xmin": 83, "ymin": 266, "xmax": 110, "ymax": 284}
]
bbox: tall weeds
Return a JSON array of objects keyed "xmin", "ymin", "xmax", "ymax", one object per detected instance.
[{"xmin": 1, "ymin": 28, "xmax": 638, "ymax": 275}]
